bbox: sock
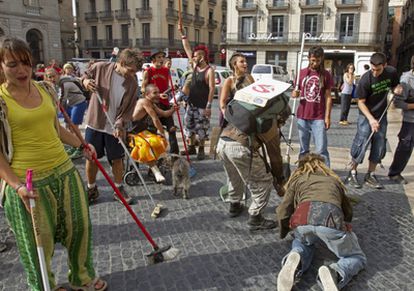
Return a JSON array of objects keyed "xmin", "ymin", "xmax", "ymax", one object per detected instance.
[
  {"xmin": 87, "ymin": 183, "xmax": 96, "ymax": 189},
  {"xmin": 115, "ymin": 183, "xmax": 123, "ymax": 188},
  {"xmin": 351, "ymin": 170, "xmax": 357, "ymax": 175}
]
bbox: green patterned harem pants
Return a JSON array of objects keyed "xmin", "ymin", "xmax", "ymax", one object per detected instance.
[{"xmin": 3, "ymin": 159, "xmax": 95, "ymax": 290}]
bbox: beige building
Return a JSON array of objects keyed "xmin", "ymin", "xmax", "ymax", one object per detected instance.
[
  {"xmin": 0, "ymin": 0, "xmax": 75, "ymax": 64},
  {"xmin": 226, "ymin": 0, "xmax": 390, "ymax": 76},
  {"xmin": 397, "ymin": 0, "xmax": 413, "ymax": 73},
  {"xmin": 76, "ymin": 0, "xmax": 227, "ymax": 62}
]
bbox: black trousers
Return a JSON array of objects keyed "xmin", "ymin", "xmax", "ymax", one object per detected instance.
[
  {"xmin": 159, "ymin": 102, "xmax": 179, "ymax": 154},
  {"xmin": 340, "ymin": 93, "xmax": 352, "ymax": 121},
  {"xmin": 389, "ymin": 122, "xmax": 414, "ymax": 176}
]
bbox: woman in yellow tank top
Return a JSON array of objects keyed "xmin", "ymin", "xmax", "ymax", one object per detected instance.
[{"xmin": 0, "ymin": 37, "xmax": 106, "ymax": 291}]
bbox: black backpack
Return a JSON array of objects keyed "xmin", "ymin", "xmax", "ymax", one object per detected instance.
[{"xmin": 59, "ymin": 77, "xmax": 91, "ymax": 100}]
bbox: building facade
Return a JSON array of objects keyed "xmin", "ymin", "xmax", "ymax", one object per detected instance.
[
  {"xmin": 0, "ymin": 0, "xmax": 75, "ymax": 65},
  {"xmin": 77, "ymin": 0, "xmax": 227, "ymax": 63},
  {"xmin": 226, "ymin": 0, "xmax": 389, "ymax": 76},
  {"xmin": 397, "ymin": 0, "xmax": 413, "ymax": 73}
]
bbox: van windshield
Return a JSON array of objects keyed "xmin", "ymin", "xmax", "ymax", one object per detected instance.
[{"xmin": 252, "ymin": 65, "xmax": 271, "ymax": 74}]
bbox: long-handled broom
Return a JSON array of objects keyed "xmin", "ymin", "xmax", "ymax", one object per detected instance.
[
  {"xmin": 58, "ymin": 104, "xmax": 179, "ymax": 263},
  {"xmin": 93, "ymin": 92, "xmax": 165, "ymax": 219},
  {"xmin": 168, "ymin": 73, "xmax": 197, "ymax": 177},
  {"xmin": 26, "ymin": 169, "xmax": 51, "ymax": 291}
]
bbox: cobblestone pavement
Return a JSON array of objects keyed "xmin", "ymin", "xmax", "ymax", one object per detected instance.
[{"xmin": 1, "ymin": 101, "xmax": 414, "ymax": 290}]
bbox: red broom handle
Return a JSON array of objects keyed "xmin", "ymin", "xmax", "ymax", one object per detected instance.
[{"xmin": 58, "ymin": 103, "xmax": 159, "ymax": 249}]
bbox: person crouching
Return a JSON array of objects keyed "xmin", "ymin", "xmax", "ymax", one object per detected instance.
[{"xmin": 276, "ymin": 153, "xmax": 366, "ymax": 291}]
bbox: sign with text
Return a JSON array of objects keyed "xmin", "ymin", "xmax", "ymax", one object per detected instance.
[{"xmin": 234, "ymin": 79, "xmax": 291, "ymax": 107}]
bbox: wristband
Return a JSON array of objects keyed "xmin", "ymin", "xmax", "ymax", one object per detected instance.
[
  {"xmin": 206, "ymin": 102, "xmax": 212, "ymax": 109},
  {"xmin": 14, "ymin": 183, "xmax": 26, "ymax": 193},
  {"xmin": 77, "ymin": 143, "xmax": 85, "ymax": 152},
  {"xmin": 181, "ymin": 35, "xmax": 187, "ymax": 40}
]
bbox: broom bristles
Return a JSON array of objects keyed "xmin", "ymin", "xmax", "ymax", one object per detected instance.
[{"xmin": 162, "ymin": 247, "xmax": 180, "ymax": 261}]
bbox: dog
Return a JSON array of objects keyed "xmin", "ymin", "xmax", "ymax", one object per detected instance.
[{"xmin": 166, "ymin": 154, "xmax": 190, "ymax": 199}]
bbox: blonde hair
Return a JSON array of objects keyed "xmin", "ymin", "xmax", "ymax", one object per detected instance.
[
  {"xmin": 285, "ymin": 153, "xmax": 346, "ymax": 193},
  {"xmin": 117, "ymin": 48, "xmax": 143, "ymax": 68}
]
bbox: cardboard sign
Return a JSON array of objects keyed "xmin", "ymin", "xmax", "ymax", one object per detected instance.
[{"xmin": 234, "ymin": 79, "xmax": 292, "ymax": 107}]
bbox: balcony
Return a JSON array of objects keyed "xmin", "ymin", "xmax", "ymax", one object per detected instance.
[
  {"xmin": 207, "ymin": 19, "xmax": 218, "ymax": 29},
  {"xmin": 115, "ymin": 9, "xmax": 130, "ymax": 20},
  {"xmin": 136, "ymin": 7, "xmax": 152, "ymax": 19},
  {"xmin": 84, "ymin": 39, "xmax": 101, "ymax": 48},
  {"xmin": 84, "ymin": 11, "xmax": 98, "ymax": 22},
  {"xmin": 299, "ymin": 0, "xmax": 324, "ymax": 10},
  {"xmin": 208, "ymin": 0, "xmax": 217, "ymax": 5},
  {"xmin": 182, "ymin": 12, "xmax": 194, "ymax": 24},
  {"xmin": 266, "ymin": 0, "xmax": 289, "ymax": 12},
  {"xmin": 166, "ymin": 8, "xmax": 179, "ymax": 21},
  {"xmin": 222, "ymin": 0, "xmax": 227, "ymax": 10},
  {"xmin": 135, "ymin": 38, "xmax": 182, "ymax": 50},
  {"xmin": 335, "ymin": 0, "xmax": 362, "ymax": 9},
  {"xmin": 102, "ymin": 39, "xmax": 115, "ymax": 48},
  {"xmin": 114, "ymin": 38, "xmax": 132, "ymax": 47},
  {"xmin": 26, "ymin": 5, "xmax": 41, "ymax": 16},
  {"xmin": 236, "ymin": 0, "xmax": 258, "ymax": 12},
  {"xmin": 194, "ymin": 15, "xmax": 205, "ymax": 26},
  {"xmin": 99, "ymin": 10, "xmax": 114, "ymax": 21}
]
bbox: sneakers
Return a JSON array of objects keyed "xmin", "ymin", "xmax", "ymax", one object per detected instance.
[
  {"xmin": 181, "ymin": 145, "xmax": 196, "ymax": 156},
  {"xmin": 318, "ymin": 266, "xmax": 339, "ymax": 291},
  {"xmin": 389, "ymin": 174, "xmax": 408, "ymax": 185},
  {"xmin": 247, "ymin": 214, "xmax": 277, "ymax": 231},
  {"xmin": 197, "ymin": 146, "xmax": 205, "ymax": 160},
  {"xmin": 345, "ymin": 171, "xmax": 362, "ymax": 189},
  {"xmin": 113, "ymin": 185, "xmax": 133, "ymax": 205},
  {"xmin": 277, "ymin": 252, "xmax": 301, "ymax": 291},
  {"xmin": 339, "ymin": 120, "xmax": 349, "ymax": 126},
  {"xmin": 150, "ymin": 166, "xmax": 166, "ymax": 183},
  {"xmin": 70, "ymin": 148, "xmax": 83, "ymax": 160},
  {"xmin": 87, "ymin": 185, "xmax": 100, "ymax": 203},
  {"xmin": 364, "ymin": 172, "xmax": 384, "ymax": 189},
  {"xmin": 229, "ymin": 202, "xmax": 244, "ymax": 218}
]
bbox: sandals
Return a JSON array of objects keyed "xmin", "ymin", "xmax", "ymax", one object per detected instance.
[{"xmin": 70, "ymin": 278, "xmax": 107, "ymax": 291}]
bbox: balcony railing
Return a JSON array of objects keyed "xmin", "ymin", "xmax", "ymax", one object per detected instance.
[
  {"xmin": 115, "ymin": 9, "xmax": 130, "ymax": 20},
  {"xmin": 266, "ymin": 0, "xmax": 290, "ymax": 11},
  {"xmin": 194, "ymin": 15, "xmax": 205, "ymax": 26},
  {"xmin": 26, "ymin": 5, "xmax": 41, "ymax": 16},
  {"xmin": 236, "ymin": 0, "xmax": 258, "ymax": 12},
  {"xmin": 208, "ymin": 0, "xmax": 217, "ymax": 5},
  {"xmin": 335, "ymin": 0, "xmax": 362, "ymax": 9},
  {"xmin": 99, "ymin": 10, "xmax": 114, "ymax": 21},
  {"xmin": 102, "ymin": 39, "xmax": 115, "ymax": 47},
  {"xmin": 135, "ymin": 38, "xmax": 182, "ymax": 49},
  {"xmin": 226, "ymin": 31, "xmax": 384, "ymax": 45},
  {"xmin": 182, "ymin": 12, "xmax": 194, "ymax": 24},
  {"xmin": 136, "ymin": 7, "xmax": 152, "ymax": 19},
  {"xmin": 84, "ymin": 11, "xmax": 98, "ymax": 22},
  {"xmin": 299, "ymin": 0, "xmax": 324, "ymax": 9},
  {"xmin": 85, "ymin": 39, "xmax": 101, "ymax": 48},
  {"xmin": 166, "ymin": 8, "xmax": 179, "ymax": 21},
  {"xmin": 114, "ymin": 38, "xmax": 132, "ymax": 47},
  {"xmin": 207, "ymin": 19, "xmax": 218, "ymax": 29}
]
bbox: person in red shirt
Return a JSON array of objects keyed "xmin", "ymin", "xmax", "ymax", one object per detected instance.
[
  {"xmin": 141, "ymin": 49, "xmax": 179, "ymax": 154},
  {"xmin": 46, "ymin": 58, "xmax": 62, "ymax": 75}
]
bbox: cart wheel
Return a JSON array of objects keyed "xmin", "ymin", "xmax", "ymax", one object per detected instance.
[{"xmin": 124, "ymin": 171, "xmax": 140, "ymax": 186}]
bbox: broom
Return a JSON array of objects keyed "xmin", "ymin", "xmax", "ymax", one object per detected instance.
[
  {"xmin": 58, "ymin": 104, "xmax": 179, "ymax": 263},
  {"xmin": 26, "ymin": 169, "xmax": 51, "ymax": 291}
]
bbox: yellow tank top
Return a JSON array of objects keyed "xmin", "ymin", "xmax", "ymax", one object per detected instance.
[{"xmin": 0, "ymin": 81, "xmax": 67, "ymax": 176}]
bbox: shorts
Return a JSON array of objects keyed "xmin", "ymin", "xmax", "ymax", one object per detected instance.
[
  {"xmin": 85, "ymin": 127, "xmax": 124, "ymax": 161},
  {"xmin": 184, "ymin": 104, "xmax": 210, "ymax": 140},
  {"xmin": 66, "ymin": 101, "xmax": 87, "ymax": 125}
]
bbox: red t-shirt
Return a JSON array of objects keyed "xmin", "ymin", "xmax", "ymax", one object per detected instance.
[
  {"xmin": 294, "ymin": 67, "xmax": 333, "ymax": 120},
  {"xmin": 146, "ymin": 66, "xmax": 170, "ymax": 106}
]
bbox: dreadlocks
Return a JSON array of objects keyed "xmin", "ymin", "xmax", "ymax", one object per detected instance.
[
  {"xmin": 285, "ymin": 153, "xmax": 346, "ymax": 193},
  {"xmin": 308, "ymin": 46, "xmax": 325, "ymax": 88}
]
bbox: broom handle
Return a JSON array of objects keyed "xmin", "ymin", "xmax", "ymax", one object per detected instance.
[
  {"xmin": 26, "ymin": 169, "xmax": 51, "ymax": 291},
  {"xmin": 58, "ymin": 104, "xmax": 159, "ymax": 249},
  {"xmin": 168, "ymin": 73, "xmax": 192, "ymax": 163}
]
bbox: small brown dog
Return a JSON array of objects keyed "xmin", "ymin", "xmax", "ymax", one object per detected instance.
[{"xmin": 166, "ymin": 154, "xmax": 190, "ymax": 199}]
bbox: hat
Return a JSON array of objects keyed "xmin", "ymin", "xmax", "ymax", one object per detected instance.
[
  {"xmin": 150, "ymin": 49, "xmax": 166, "ymax": 60},
  {"xmin": 63, "ymin": 63, "xmax": 74, "ymax": 70}
]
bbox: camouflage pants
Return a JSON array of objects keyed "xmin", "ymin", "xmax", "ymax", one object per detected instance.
[
  {"xmin": 216, "ymin": 138, "xmax": 273, "ymax": 216},
  {"xmin": 184, "ymin": 104, "xmax": 210, "ymax": 141}
]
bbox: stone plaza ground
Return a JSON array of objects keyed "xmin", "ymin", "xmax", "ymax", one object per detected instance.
[{"xmin": 1, "ymin": 101, "xmax": 414, "ymax": 290}]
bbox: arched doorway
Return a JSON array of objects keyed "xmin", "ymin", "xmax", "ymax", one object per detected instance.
[{"xmin": 26, "ymin": 29, "xmax": 44, "ymax": 64}]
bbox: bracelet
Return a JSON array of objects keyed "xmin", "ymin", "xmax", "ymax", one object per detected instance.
[
  {"xmin": 14, "ymin": 183, "xmax": 26, "ymax": 193},
  {"xmin": 181, "ymin": 35, "xmax": 187, "ymax": 40},
  {"xmin": 77, "ymin": 143, "xmax": 85, "ymax": 151},
  {"xmin": 206, "ymin": 102, "xmax": 212, "ymax": 109}
]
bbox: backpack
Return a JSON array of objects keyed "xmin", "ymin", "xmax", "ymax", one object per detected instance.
[
  {"xmin": 224, "ymin": 90, "xmax": 291, "ymax": 136},
  {"xmin": 59, "ymin": 77, "xmax": 91, "ymax": 100}
]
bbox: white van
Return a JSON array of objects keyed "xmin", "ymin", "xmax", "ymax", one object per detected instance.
[{"xmin": 251, "ymin": 64, "xmax": 289, "ymax": 83}]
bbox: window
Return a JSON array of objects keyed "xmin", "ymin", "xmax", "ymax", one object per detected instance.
[
  {"xmin": 168, "ymin": 0, "xmax": 174, "ymax": 9},
  {"xmin": 121, "ymin": 24, "xmax": 129, "ymax": 44},
  {"xmin": 104, "ymin": 0, "xmax": 111, "ymax": 11},
  {"xmin": 209, "ymin": 32, "xmax": 213, "ymax": 45},
  {"xmin": 91, "ymin": 26, "xmax": 97, "ymax": 44},
  {"xmin": 142, "ymin": 0, "xmax": 150, "ymax": 9},
  {"xmin": 209, "ymin": 10, "xmax": 213, "ymax": 20},
  {"xmin": 168, "ymin": 24, "xmax": 175, "ymax": 45},
  {"xmin": 89, "ymin": 0, "xmax": 96, "ymax": 11},
  {"xmin": 340, "ymin": 14, "xmax": 354, "ymax": 38},
  {"xmin": 121, "ymin": 0, "xmax": 128, "ymax": 11},
  {"xmin": 105, "ymin": 25, "xmax": 112, "ymax": 40},
  {"xmin": 265, "ymin": 51, "xmax": 287, "ymax": 69},
  {"xmin": 142, "ymin": 23, "xmax": 150, "ymax": 45},
  {"xmin": 195, "ymin": 6, "xmax": 200, "ymax": 17},
  {"xmin": 241, "ymin": 16, "xmax": 254, "ymax": 40},
  {"xmin": 271, "ymin": 16, "xmax": 284, "ymax": 37},
  {"xmin": 306, "ymin": 0, "xmax": 318, "ymax": 4},
  {"xmin": 304, "ymin": 14, "xmax": 318, "ymax": 37},
  {"xmin": 195, "ymin": 29, "xmax": 200, "ymax": 43}
]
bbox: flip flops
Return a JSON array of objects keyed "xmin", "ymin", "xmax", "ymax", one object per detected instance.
[{"xmin": 70, "ymin": 278, "xmax": 107, "ymax": 291}]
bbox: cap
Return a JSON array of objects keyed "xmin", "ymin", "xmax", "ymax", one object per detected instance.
[{"xmin": 150, "ymin": 49, "xmax": 166, "ymax": 60}]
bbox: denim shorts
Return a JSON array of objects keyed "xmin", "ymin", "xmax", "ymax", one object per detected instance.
[
  {"xmin": 85, "ymin": 127, "xmax": 124, "ymax": 161},
  {"xmin": 66, "ymin": 101, "xmax": 87, "ymax": 125},
  {"xmin": 350, "ymin": 114, "xmax": 387, "ymax": 164}
]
